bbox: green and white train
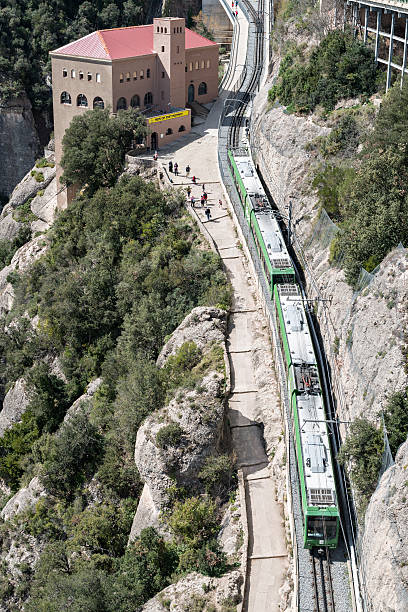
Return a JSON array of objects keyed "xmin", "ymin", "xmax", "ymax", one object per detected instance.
[{"xmin": 228, "ymin": 148, "xmax": 340, "ymax": 549}]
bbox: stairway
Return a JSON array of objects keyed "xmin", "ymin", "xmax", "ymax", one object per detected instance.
[{"xmin": 187, "ymin": 101, "xmax": 210, "ymax": 118}]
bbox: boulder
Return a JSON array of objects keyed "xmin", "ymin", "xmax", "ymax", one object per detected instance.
[
  {"xmin": 1, "ymin": 477, "xmax": 46, "ymax": 522},
  {"xmin": 6, "ymin": 163, "xmax": 55, "ymax": 210},
  {"xmin": 0, "ymin": 378, "xmax": 29, "ymax": 437}
]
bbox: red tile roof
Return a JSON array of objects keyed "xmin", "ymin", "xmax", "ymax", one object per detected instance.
[{"xmin": 51, "ymin": 25, "xmax": 217, "ymax": 60}]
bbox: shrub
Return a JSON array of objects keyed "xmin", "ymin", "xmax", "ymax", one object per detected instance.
[
  {"xmin": 383, "ymin": 388, "xmax": 408, "ymax": 458},
  {"xmin": 337, "ymin": 418, "xmax": 383, "ymax": 515},
  {"xmin": 156, "ymin": 422, "xmax": 183, "ymax": 449},
  {"xmin": 198, "ymin": 454, "xmax": 235, "ymax": 495},
  {"xmin": 169, "ymin": 497, "xmax": 218, "ymax": 546}
]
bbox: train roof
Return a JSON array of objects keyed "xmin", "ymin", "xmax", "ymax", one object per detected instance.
[
  {"xmin": 232, "ymin": 152, "xmax": 265, "ymax": 199},
  {"xmin": 277, "ymin": 284, "xmax": 337, "ymax": 509},
  {"xmin": 277, "ymin": 285, "xmax": 315, "ymax": 366},
  {"xmin": 256, "ymin": 210, "xmax": 292, "ymax": 270}
]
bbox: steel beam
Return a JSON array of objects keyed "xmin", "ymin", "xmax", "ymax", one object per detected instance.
[
  {"xmin": 386, "ymin": 11, "xmax": 395, "ymax": 91},
  {"xmin": 364, "ymin": 6, "xmax": 369, "ymax": 42},
  {"xmin": 375, "ymin": 9, "xmax": 381, "ymax": 63},
  {"xmin": 402, "ymin": 17, "xmax": 408, "ymax": 87}
]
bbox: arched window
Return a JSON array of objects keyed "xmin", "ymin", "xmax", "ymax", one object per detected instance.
[
  {"xmin": 140, "ymin": 69, "xmax": 144, "ymax": 79},
  {"xmin": 201, "ymin": 60, "xmax": 205, "ymax": 69},
  {"xmin": 157, "ymin": 26, "xmax": 159, "ymax": 32},
  {"xmin": 93, "ymin": 96, "xmax": 104, "ymax": 109},
  {"xmin": 147, "ymin": 68, "xmax": 150, "ymax": 78},
  {"xmin": 189, "ymin": 62, "xmax": 193, "ymax": 71},
  {"xmin": 116, "ymin": 97, "xmax": 127, "ymax": 111},
  {"xmin": 206, "ymin": 60, "xmax": 211, "ymax": 68},
  {"xmin": 77, "ymin": 94, "xmax": 88, "ymax": 107},
  {"xmin": 96, "ymin": 73, "xmax": 101, "ymax": 83},
  {"xmin": 133, "ymin": 71, "xmax": 137, "ymax": 80},
  {"xmin": 63, "ymin": 68, "xmax": 68, "ymax": 77},
  {"xmin": 79, "ymin": 71, "xmax": 84, "ymax": 80},
  {"xmin": 195, "ymin": 61, "xmax": 199, "ymax": 70},
  {"xmin": 120, "ymin": 73, "xmax": 124, "ymax": 83},
  {"xmin": 198, "ymin": 82, "xmax": 207, "ymax": 96},
  {"xmin": 126, "ymin": 72, "xmax": 130, "ymax": 81},
  {"xmin": 144, "ymin": 92, "xmax": 153, "ymax": 106},
  {"xmin": 130, "ymin": 94, "xmax": 140, "ymax": 107},
  {"xmin": 87, "ymin": 72, "xmax": 92, "ymax": 81},
  {"xmin": 60, "ymin": 91, "xmax": 71, "ymax": 104},
  {"xmin": 178, "ymin": 125, "xmax": 185, "ymax": 132},
  {"xmin": 164, "ymin": 27, "xmax": 167, "ymax": 33},
  {"xmin": 71, "ymin": 69, "xmax": 76, "ymax": 78},
  {"xmin": 166, "ymin": 128, "xmax": 173, "ymax": 135}
]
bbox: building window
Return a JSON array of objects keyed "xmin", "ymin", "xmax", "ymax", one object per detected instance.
[
  {"xmin": 178, "ymin": 125, "xmax": 185, "ymax": 132},
  {"xmin": 147, "ymin": 68, "xmax": 150, "ymax": 78},
  {"xmin": 166, "ymin": 128, "xmax": 173, "ymax": 135},
  {"xmin": 116, "ymin": 97, "xmax": 127, "ymax": 111},
  {"xmin": 161, "ymin": 27, "xmax": 163, "ymax": 33},
  {"xmin": 198, "ymin": 82, "xmax": 207, "ymax": 95},
  {"xmin": 133, "ymin": 71, "xmax": 137, "ymax": 80},
  {"xmin": 195, "ymin": 61, "xmax": 199, "ymax": 70},
  {"xmin": 120, "ymin": 73, "xmax": 124, "ymax": 83},
  {"xmin": 185, "ymin": 65, "xmax": 187, "ymax": 72},
  {"xmin": 63, "ymin": 68, "xmax": 68, "ymax": 77},
  {"xmin": 77, "ymin": 94, "xmax": 88, "ymax": 107},
  {"xmin": 60, "ymin": 91, "xmax": 71, "ymax": 104},
  {"xmin": 201, "ymin": 60, "xmax": 205, "ymax": 69},
  {"xmin": 189, "ymin": 62, "xmax": 193, "ymax": 71},
  {"xmin": 126, "ymin": 72, "xmax": 130, "ymax": 81},
  {"xmin": 164, "ymin": 27, "xmax": 167, "ymax": 33},
  {"xmin": 157, "ymin": 26, "xmax": 159, "ymax": 32},
  {"xmin": 93, "ymin": 96, "xmax": 104, "ymax": 109},
  {"xmin": 177, "ymin": 45, "xmax": 180, "ymax": 53},
  {"xmin": 207, "ymin": 60, "xmax": 210, "ymax": 68},
  {"xmin": 162, "ymin": 71, "xmax": 165, "ymax": 78},
  {"xmin": 96, "ymin": 73, "xmax": 101, "ymax": 83},
  {"xmin": 140, "ymin": 69, "xmax": 144, "ymax": 79},
  {"xmin": 71, "ymin": 69, "xmax": 76, "ymax": 78},
  {"xmin": 144, "ymin": 91, "xmax": 153, "ymax": 106},
  {"xmin": 161, "ymin": 45, "xmax": 165, "ymax": 52},
  {"xmin": 79, "ymin": 71, "xmax": 84, "ymax": 80},
  {"xmin": 87, "ymin": 72, "xmax": 92, "ymax": 81},
  {"xmin": 130, "ymin": 94, "xmax": 140, "ymax": 107}
]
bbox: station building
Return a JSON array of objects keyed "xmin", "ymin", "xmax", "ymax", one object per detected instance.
[{"xmin": 50, "ymin": 17, "xmax": 219, "ymax": 207}]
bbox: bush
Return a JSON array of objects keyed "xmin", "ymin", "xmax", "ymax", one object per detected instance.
[
  {"xmin": 169, "ymin": 497, "xmax": 218, "ymax": 546},
  {"xmin": 337, "ymin": 418, "xmax": 383, "ymax": 515},
  {"xmin": 156, "ymin": 422, "xmax": 183, "ymax": 449},
  {"xmin": 383, "ymin": 389, "xmax": 408, "ymax": 458},
  {"xmin": 198, "ymin": 454, "xmax": 235, "ymax": 495},
  {"xmin": 269, "ymin": 30, "xmax": 379, "ymax": 113}
]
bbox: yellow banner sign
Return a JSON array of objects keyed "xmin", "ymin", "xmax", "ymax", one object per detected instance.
[{"xmin": 148, "ymin": 110, "xmax": 189, "ymax": 124}]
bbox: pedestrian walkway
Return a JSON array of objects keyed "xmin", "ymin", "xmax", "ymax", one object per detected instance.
[{"xmin": 157, "ymin": 96, "xmax": 288, "ymax": 611}]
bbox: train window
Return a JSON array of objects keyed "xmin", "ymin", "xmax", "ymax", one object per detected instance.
[{"xmin": 307, "ymin": 518, "xmax": 337, "ymax": 540}]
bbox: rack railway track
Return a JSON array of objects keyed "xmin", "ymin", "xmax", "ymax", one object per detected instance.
[{"xmin": 311, "ymin": 548, "xmax": 336, "ymax": 612}]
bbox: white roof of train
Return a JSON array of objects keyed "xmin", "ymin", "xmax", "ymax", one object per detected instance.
[
  {"xmin": 277, "ymin": 285, "xmax": 337, "ymax": 508},
  {"xmin": 256, "ymin": 211, "xmax": 292, "ymax": 269},
  {"xmin": 233, "ymin": 153, "xmax": 264, "ymax": 196}
]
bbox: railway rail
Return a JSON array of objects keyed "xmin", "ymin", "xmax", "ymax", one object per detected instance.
[{"xmin": 311, "ymin": 548, "xmax": 336, "ymax": 612}]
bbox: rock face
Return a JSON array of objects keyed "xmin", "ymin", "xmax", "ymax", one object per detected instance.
[
  {"xmin": 63, "ymin": 378, "xmax": 103, "ymax": 423},
  {"xmin": 1, "ymin": 477, "xmax": 46, "ymax": 522},
  {"xmin": 129, "ymin": 307, "xmax": 228, "ymax": 540},
  {"xmin": 0, "ymin": 95, "xmax": 41, "ymax": 199},
  {"xmin": 252, "ymin": 76, "xmax": 408, "ymax": 609},
  {"xmin": 362, "ymin": 440, "xmax": 408, "ymax": 612},
  {"xmin": 141, "ymin": 570, "xmax": 242, "ymax": 612},
  {"xmin": 0, "ymin": 378, "xmax": 30, "ymax": 437}
]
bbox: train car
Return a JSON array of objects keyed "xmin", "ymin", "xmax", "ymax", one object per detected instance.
[
  {"xmin": 228, "ymin": 148, "xmax": 295, "ymax": 290},
  {"xmin": 274, "ymin": 283, "xmax": 340, "ymax": 548}
]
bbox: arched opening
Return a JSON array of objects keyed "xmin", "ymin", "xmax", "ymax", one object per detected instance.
[
  {"xmin": 93, "ymin": 96, "xmax": 104, "ymax": 109},
  {"xmin": 79, "ymin": 71, "xmax": 84, "ymax": 80},
  {"xmin": 144, "ymin": 91, "xmax": 153, "ymax": 106},
  {"xmin": 77, "ymin": 94, "xmax": 88, "ymax": 107},
  {"xmin": 188, "ymin": 84, "xmax": 195, "ymax": 103},
  {"xmin": 130, "ymin": 94, "xmax": 140, "ymax": 108},
  {"xmin": 151, "ymin": 132, "xmax": 158, "ymax": 150},
  {"xmin": 198, "ymin": 82, "xmax": 207, "ymax": 96},
  {"xmin": 178, "ymin": 124, "xmax": 185, "ymax": 132},
  {"xmin": 126, "ymin": 72, "xmax": 130, "ymax": 81},
  {"xmin": 60, "ymin": 91, "xmax": 71, "ymax": 104},
  {"xmin": 147, "ymin": 69, "xmax": 150, "ymax": 78},
  {"xmin": 116, "ymin": 97, "xmax": 127, "ymax": 111},
  {"xmin": 166, "ymin": 128, "xmax": 173, "ymax": 135}
]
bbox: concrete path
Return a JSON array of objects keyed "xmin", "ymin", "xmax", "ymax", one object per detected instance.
[{"xmin": 155, "ymin": 95, "xmax": 288, "ymax": 611}]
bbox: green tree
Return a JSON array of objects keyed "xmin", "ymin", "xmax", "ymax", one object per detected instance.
[
  {"xmin": 337, "ymin": 418, "xmax": 383, "ymax": 514},
  {"xmin": 383, "ymin": 389, "xmax": 408, "ymax": 458},
  {"xmin": 169, "ymin": 497, "xmax": 218, "ymax": 546},
  {"xmin": 60, "ymin": 108, "xmax": 146, "ymax": 194}
]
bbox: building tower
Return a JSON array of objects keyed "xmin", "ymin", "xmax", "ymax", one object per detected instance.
[{"xmin": 153, "ymin": 17, "xmax": 186, "ymax": 109}]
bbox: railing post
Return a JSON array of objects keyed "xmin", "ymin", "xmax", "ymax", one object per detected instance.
[
  {"xmin": 374, "ymin": 9, "xmax": 381, "ymax": 64},
  {"xmin": 401, "ymin": 16, "xmax": 408, "ymax": 88},
  {"xmin": 364, "ymin": 7, "xmax": 369, "ymax": 43},
  {"xmin": 386, "ymin": 11, "xmax": 395, "ymax": 91}
]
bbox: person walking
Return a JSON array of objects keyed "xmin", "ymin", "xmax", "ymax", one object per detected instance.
[
  {"xmin": 191, "ymin": 195, "xmax": 195, "ymax": 207},
  {"xmin": 201, "ymin": 196, "xmax": 205, "ymax": 207},
  {"xmin": 192, "ymin": 175, "xmax": 196, "ymax": 184},
  {"xmin": 203, "ymin": 191, "xmax": 208, "ymax": 202},
  {"xmin": 186, "ymin": 185, "xmax": 191, "ymax": 197},
  {"xmin": 169, "ymin": 160, "xmax": 173, "ymax": 173},
  {"xmin": 185, "ymin": 165, "xmax": 190, "ymax": 176},
  {"xmin": 202, "ymin": 183, "xmax": 205, "ymax": 191},
  {"xmin": 205, "ymin": 207, "xmax": 211, "ymax": 221},
  {"xmin": 219, "ymin": 199, "xmax": 223, "ymax": 207},
  {"xmin": 174, "ymin": 162, "xmax": 179, "ymax": 176},
  {"xmin": 153, "ymin": 151, "xmax": 158, "ymax": 161}
]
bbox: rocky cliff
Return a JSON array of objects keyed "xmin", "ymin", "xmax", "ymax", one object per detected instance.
[
  {"xmin": 0, "ymin": 95, "xmax": 42, "ymax": 201},
  {"xmin": 252, "ymin": 74, "xmax": 408, "ymax": 608}
]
